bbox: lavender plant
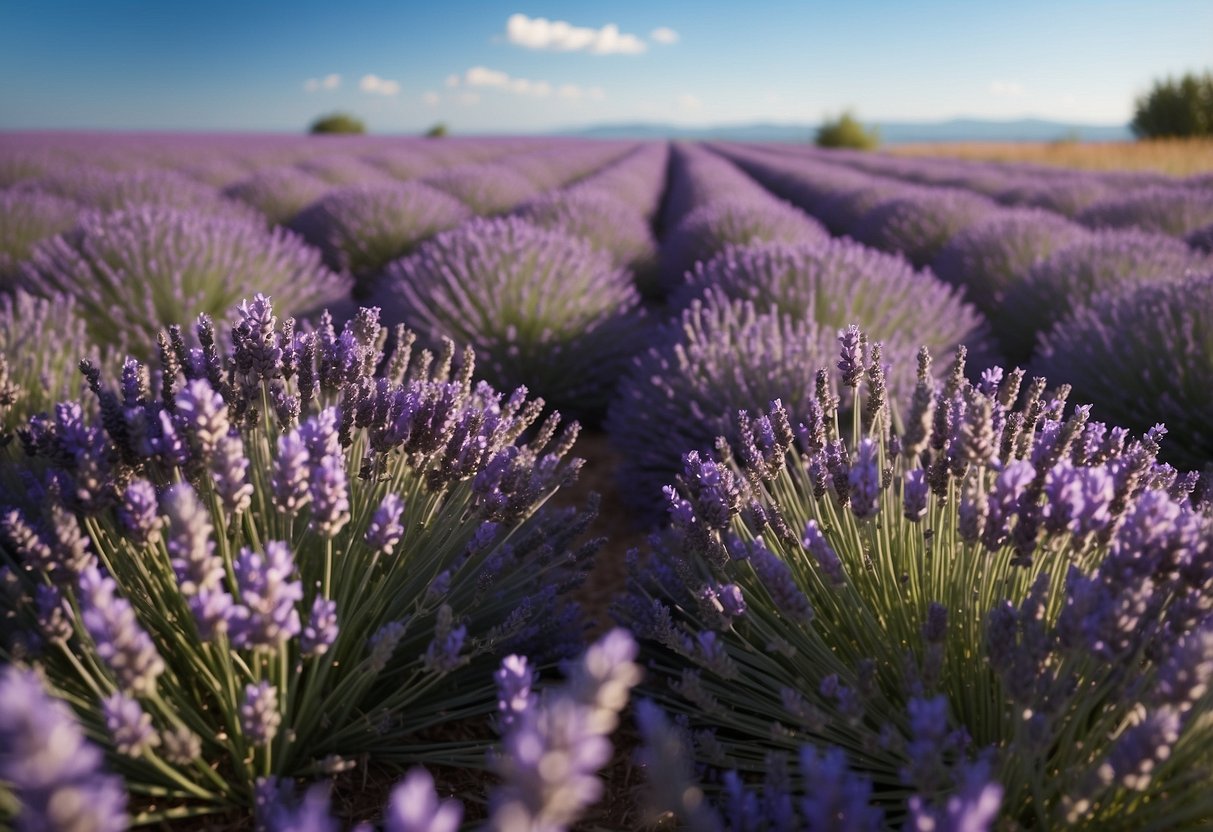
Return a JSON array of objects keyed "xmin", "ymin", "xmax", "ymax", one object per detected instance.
[
  {"xmin": 0, "ymin": 295, "xmax": 598, "ymax": 825},
  {"xmin": 1188, "ymin": 220, "xmax": 1213, "ymax": 253},
  {"xmin": 997, "ymin": 230, "xmax": 1213, "ymax": 365},
  {"xmin": 0, "ymin": 188, "xmax": 81, "ymax": 284},
  {"xmin": 222, "ymin": 166, "xmax": 332, "ymax": 227},
  {"xmin": 513, "ymin": 189, "xmax": 658, "ymax": 277},
  {"xmin": 373, "ymin": 217, "xmax": 646, "ymax": 422},
  {"xmin": 423, "ymin": 164, "xmax": 541, "ymax": 216},
  {"xmin": 930, "ymin": 208, "xmax": 1089, "ymax": 317},
  {"xmin": 605, "ymin": 292, "xmax": 918, "ymax": 523},
  {"xmin": 658, "ymin": 198, "xmax": 830, "ymax": 296},
  {"xmin": 1034, "ymin": 272, "xmax": 1213, "ymax": 469},
  {"xmin": 15, "ymin": 205, "xmax": 351, "ymax": 360},
  {"xmin": 851, "ymin": 188, "xmax": 997, "ymax": 267},
  {"xmin": 670, "ymin": 240, "xmax": 990, "ymax": 373},
  {"xmin": 615, "ymin": 333, "xmax": 1213, "ymax": 829},
  {"xmin": 24, "ymin": 167, "xmax": 246, "ymax": 218},
  {"xmin": 1079, "ymin": 185, "xmax": 1213, "ymax": 237},
  {"xmin": 289, "ymin": 182, "xmax": 471, "ymax": 290}
]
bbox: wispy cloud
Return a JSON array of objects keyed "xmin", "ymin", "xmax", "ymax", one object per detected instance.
[
  {"xmin": 360, "ymin": 74, "xmax": 401, "ymax": 96},
  {"xmin": 989, "ymin": 80, "xmax": 1026, "ymax": 98},
  {"xmin": 650, "ymin": 26, "xmax": 680, "ymax": 45},
  {"xmin": 505, "ymin": 13, "xmax": 646, "ymax": 54},
  {"xmin": 450, "ymin": 66, "xmax": 603, "ymax": 101},
  {"xmin": 677, "ymin": 93, "xmax": 703, "ymax": 111},
  {"xmin": 422, "ymin": 91, "xmax": 440, "ymax": 107},
  {"xmin": 303, "ymin": 74, "xmax": 341, "ymax": 93}
]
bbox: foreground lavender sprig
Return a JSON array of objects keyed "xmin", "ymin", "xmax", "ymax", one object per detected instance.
[
  {"xmin": 0, "ymin": 295, "xmax": 597, "ymax": 824},
  {"xmin": 615, "ymin": 328, "xmax": 1213, "ymax": 829}
]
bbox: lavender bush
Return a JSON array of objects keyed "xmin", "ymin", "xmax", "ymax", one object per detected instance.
[
  {"xmin": 423, "ymin": 164, "xmax": 541, "ymax": 216},
  {"xmin": 1188, "ymin": 220, "xmax": 1213, "ymax": 253},
  {"xmin": 222, "ymin": 166, "xmax": 332, "ymax": 227},
  {"xmin": 671, "ymin": 240, "xmax": 991, "ymax": 377},
  {"xmin": 0, "ymin": 296, "xmax": 598, "ymax": 824},
  {"xmin": 23, "ymin": 167, "xmax": 246, "ymax": 218},
  {"xmin": 1034, "ymin": 273, "xmax": 1213, "ymax": 469},
  {"xmin": 851, "ymin": 188, "xmax": 998, "ymax": 267},
  {"xmin": 658, "ymin": 198, "xmax": 830, "ymax": 296},
  {"xmin": 606, "ymin": 292, "xmax": 918, "ymax": 523},
  {"xmin": 617, "ymin": 334, "xmax": 1213, "ymax": 829},
  {"xmin": 15, "ymin": 205, "xmax": 351, "ymax": 360},
  {"xmin": 374, "ymin": 217, "xmax": 646, "ymax": 421},
  {"xmin": 0, "ymin": 188, "xmax": 81, "ymax": 284},
  {"xmin": 997, "ymin": 230, "xmax": 1213, "ymax": 365},
  {"xmin": 289, "ymin": 182, "xmax": 471, "ymax": 290},
  {"xmin": 513, "ymin": 189, "xmax": 658, "ymax": 276},
  {"xmin": 930, "ymin": 208, "xmax": 1089, "ymax": 317},
  {"xmin": 1079, "ymin": 185, "xmax": 1213, "ymax": 237}
]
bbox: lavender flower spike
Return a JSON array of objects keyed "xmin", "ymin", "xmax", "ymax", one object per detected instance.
[
  {"xmin": 103, "ymin": 692, "xmax": 160, "ymax": 757},
  {"xmin": 241, "ymin": 681, "xmax": 281, "ymax": 746},
  {"xmin": 0, "ymin": 666, "xmax": 129, "ymax": 832},
  {"xmin": 78, "ymin": 565, "xmax": 165, "ymax": 696},
  {"xmin": 384, "ymin": 767, "xmax": 463, "ymax": 832},
  {"xmin": 230, "ymin": 541, "xmax": 303, "ymax": 652}
]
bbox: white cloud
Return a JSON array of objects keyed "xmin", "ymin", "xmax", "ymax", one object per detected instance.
[
  {"xmin": 505, "ymin": 13, "xmax": 646, "ymax": 54},
  {"xmin": 650, "ymin": 26, "xmax": 679, "ymax": 45},
  {"xmin": 677, "ymin": 93, "xmax": 703, "ymax": 111},
  {"xmin": 444, "ymin": 74, "xmax": 461, "ymax": 88},
  {"xmin": 989, "ymin": 80, "xmax": 1026, "ymax": 98},
  {"xmin": 458, "ymin": 92, "xmax": 480, "ymax": 106},
  {"xmin": 423, "ymin": 91, "xmax": 440, "ymax": 107},
  {"xmin": 360, "ymin": 74, "xmax": 401, "ymax": 96},
  {"xmin": 303, "ymin": 73, "xmax": 341, "ymax": 93},
  {"xmin": 450, "ymin": 66, "xmax": 604, "ymax": 102}
]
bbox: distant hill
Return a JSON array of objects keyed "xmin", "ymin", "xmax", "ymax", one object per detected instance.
[{"xmin": 557, "ymin": 118, "xmax": 1132, "ymax": 144}]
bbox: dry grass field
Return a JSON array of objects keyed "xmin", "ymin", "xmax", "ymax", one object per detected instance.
[{"xmin": 890, "ymin": 137, "xmax": 1213, "ymax": 176}]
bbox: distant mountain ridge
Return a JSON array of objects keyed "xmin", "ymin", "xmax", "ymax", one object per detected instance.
[{"xmin": 556, "ymin": 118, "xmax": 1132, "ymax": 144}]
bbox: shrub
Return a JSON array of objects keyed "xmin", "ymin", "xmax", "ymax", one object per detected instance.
[
  {"xmin": 308, "ymin": 113, "xmax": 366, "ymax": 135},
  {"xmin": 374, "ymin": 217, "xmax": 646, "ymax": 422},
  {"xmin": 852, "ymin": 188, "xmax": 998, "ymax": 267},
  {"xmin": 425, "ymin": 123, "xmax": 449, "ymax": 139},
  {"xmin": 605, "ymin": 292, "xmax": 918, "ymax": 523},
  {"xmin": 816, "ymin": 111, "xmax": 880, "ymax": 150},
  {"xmin": 0, "ymin": 296, "xmax": 596, "ymax": 825},
  {"xmin": 1131, "ymin": 71, "xmax": 1213, "ymax": 138},
  {"xmin": 813, "ymin": 182, "xmax": 918, "ymax": 236},
  {"xmin": 423, "ymin": 164, "xmax": 541, "ymax": 216},
  {"xmin": 513, "ymin": 188, "xmax": 658, "ymax": 276},
  {"xmin": 289, "ymin": 182, "xmax": 471, "ymax": 290},
  {"xmin": 0, "ymin": 290, "xmax": 100, "ymax": 437},
  {"xmin": 15, "ymin": 205, "xmax": 351, "ymax": 360},
  {"xmin": 670, "ymin": 240, "xmax": 991, "ymax": 381},
  {"xmin": 616, "ymin": 338, "xmax": 1213, "ymax": 829},
  {"xmin": 1034, "ymin": 273, "xmax": 1213, "ymax": 469},
  {"xmin": 20, "ymin": 167, "xmax": 245, "ymax": 218},
  {"xmin": 1189, "ymin": 220, "xmax": 1213, "ymax": 253},
  {"xmin": 930, "ymin": 208, "xmax": 1088, "ymax": 317},
  {"xmin": 658, "ymin": 197, "xmax": 830, "ymax": 296},
  {"xmin": 996, "ymin": 177, "xmax": 1113, "ymax": 219},
  {"xmin": 1078, "ymin": 185, "xmax": 1213, "ymax": 237},
  {"xmin": 294, "ymin": 155, "xmax": 389, "ymax": 187},
  {"xmin": 997, "ymin": 230, "xmax": 1213, "ymax": 365},
  {"xmin": 222, "ymin": 166, "xmax": 331, "ymax": 226},
  {"xmin": 0, "ymin": 188, "xmax": 81, "ymax": 284}
]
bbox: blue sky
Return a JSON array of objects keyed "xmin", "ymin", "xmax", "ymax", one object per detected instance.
[{"xmin": 1, "ymin": 0, "xmax": 1210, "ymax": 133}]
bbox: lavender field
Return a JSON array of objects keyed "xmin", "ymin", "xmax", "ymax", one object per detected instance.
[{"xmin": 2, "ymin": 131, "xmax": 1213, "ymax": 831}]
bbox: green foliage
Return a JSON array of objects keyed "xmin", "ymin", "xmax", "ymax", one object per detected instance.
[
  {"xmin": 1131, "ymin": 71, "xmax": 1213, "ymax": 138},
  {"xmin": 425, "ymin": 122, "xmax": 449, "ymax": 138},
  {"xmin": 815, "ymin": 110, "xmax": 880, "ymax": 150},
  {"xmin": 308, "ymin": 112, "xmax": 366, "ymax": 135}
]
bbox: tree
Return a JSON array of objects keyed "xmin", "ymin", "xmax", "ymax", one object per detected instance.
[
  {"xmin": 424, "ymin": 122, "xmax": 449, "ymax": 139},
  {"xmin": 309, "ymin": 112, "xmax": 366, "ymax": 135},
  {"xmin": 815, "ymin": 111, "xmax": 880, "ymax": 150},
  {"xmin": 1131, "ymin": 72, "xmax": 1213, "ymax": 138}
]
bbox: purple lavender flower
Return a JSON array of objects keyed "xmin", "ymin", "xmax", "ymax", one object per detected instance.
[
  {"xmin": 222, "ymin": 165, "xmax": 330, "ymax": 226},
  {"xmin": 797, "ymin": 745, "xmax": 885, "ymax": 832},
  {"xmin": 308, "ymin": 451, "xmax": 351, "ymax": 538},
  {"xmin": 230, "ymin": 541, "xmax": 303, "ymax": 651},
  {"xmin": 374, "ymin": 216, "xmax": 645, "ymax": 419},
  {"xmin": 117, "ymin": 479, "xmax": 162, "ymax": 546},
  {"xmin": 102, "ymin": 692, "xmax": 160, "ymax": 757},
  {"xmin": 848, "ymin": 438, "xmax": 882, "ymax": 519},
  {"xmin": 852, "ymin": 187, "xmax": 998, "ymax": 267},
  {"xmin": 513, "ymin": 188, "xmax": 658, "ymax": 274},
  {"xmin": 300, "ymin": 596, "xmax": 339, "ymax": 658},
  {"xmin": 78, "ymin": 565, "xmax": 165, "ymax": 695},
  {"xmin": 162, "ymin": 483, "xmax": 223, "ymax": 595},
  {"xmin": 803, "ymin": 519, "xmax": 846, "ymax": 586},
  {"xmin": 0, "ymin": 666, "xmax": 128, "ymax": 832},
  {"xmin": 422, "ymin": 163, "xmax": 540, "ymax": 216},
  {"xmin": 904, "ymin": 469, "xmax": 930, "ymax": 521},
  {"xmin": 495, "ymin": 655, "xmax": 534, "ymax": 730},
  {"xmin": 174, "ymin": 378, "xmax": 229, "ymax": 461},
  {"xmin": 241, "ymin": 680, "xmax": 281, "ymax": 746},
  {"xmin": 384, "ymin": 768, "xmax": 464, "ymax": 832},
  {"xmin": 271, "ymin": 428, "xmax": 311, "ymax": 516},
  {"xmin": 365, "ymin": 492, "xmax": 406, "ymax": 555},
  {"xmin": 211, "ymin": 432, "xmax": 254, "ymax": 518},
  {"xmin": 0, "ymin": 187, "xmax": 80, "ymax": 282},
  {"xmin": 907, "ymin": 758, "xmax": 1003, "ymax": 832},
  {"xmin": 15, "ymin": 204, "xmax": 350, "ymax": 359},
  {"xmin": 422, "ymin": 604, "xmax": 467, "ymax": 674}
]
